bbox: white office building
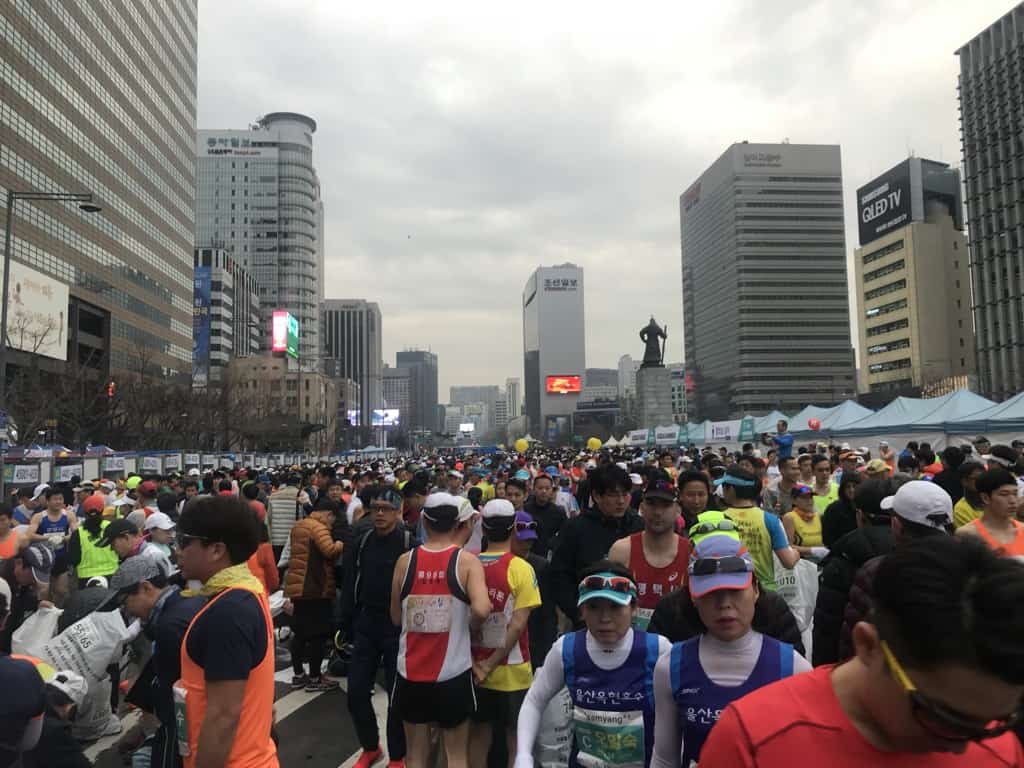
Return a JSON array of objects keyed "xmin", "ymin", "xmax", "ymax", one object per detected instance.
[
  {"xmin": 522, "ymin": 264, "xmax": 586, "ymax": 441},
  {"xmin": 196, "ymin": 113, "xmax": 323, "ymax": 361}
]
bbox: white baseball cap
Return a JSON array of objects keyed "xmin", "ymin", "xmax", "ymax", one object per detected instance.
[
  {"xmin": 880, "ymin": 481, "xmax": 953, "ymax": 531},
  {"xmin": 48, "ymin": 670, "xmax": 88, "ymax": 710},
  {"xmin": 32, "ymin": 483, "xmax": 50, "ymax": 500},
  {"xmin": 143, "ymin": 511, "xmax": 175, "ymax": 532},
  {"xmin": 481, "ymin": 499, "xmax": 515, "ymax": 519},
  {"xmin": 187, "ymin": 468, "xmax": 201, "ymax": 477}
]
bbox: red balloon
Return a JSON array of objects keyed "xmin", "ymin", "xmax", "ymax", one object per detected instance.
[{"xmin": 808, "ymin": 418, "xmax": 821, "ymax": 431}]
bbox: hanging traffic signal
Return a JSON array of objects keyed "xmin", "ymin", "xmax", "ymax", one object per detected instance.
[{"xmin": 107, "ymin": 380, "xmax": 116, "ymax": 398}]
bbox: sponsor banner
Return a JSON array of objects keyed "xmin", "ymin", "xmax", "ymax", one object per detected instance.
[
  {"xmin": 183, "ymin": 453, "xmax": 200, "ymax": 466},
  {"xmin": 141, "ymin": 456, "xmax": 162, "ymax": 473},
  {"xmin": 163, "ymin": 454, "xmax": 181, "ymax": 471},
  {"xmin": 55, "ymin": 464, "xmax": 83, "ymax": 483},
  {"xmin": 103, "ymin": 456, "xmax": 125, "ymax": 472},
  {"xmin": 4, "ymin": 464, "xmax": 40, "ymax": 484},
  {"xmin": 654, "ymin": 425, "xmax": 679, "ymax": 446}
]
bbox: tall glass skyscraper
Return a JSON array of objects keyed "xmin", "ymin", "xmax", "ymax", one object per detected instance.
[
  {"xmin": 958, "ymin": 6, "xmax": 1024, "ymax": 400},
  {"xmin": 680, "ymin": 143, "xmax": 855, "ymax": 419},
  {"xmin": 196, "ymin": 113, "xmax": 323, "ymax": 361},
  {"xmin": 1, "ymin": 0, "xmax": 197, "ymax": 376}
]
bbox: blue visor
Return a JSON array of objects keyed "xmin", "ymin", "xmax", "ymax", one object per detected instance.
[{"xmin": 713, "ymin": 474, "xmax": 757, "ymax": 487}]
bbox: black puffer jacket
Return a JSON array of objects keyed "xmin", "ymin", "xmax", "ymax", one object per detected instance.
[
  {"xmin": 839, "ymin": 553, "xmax": 885, "ymax": 662},
  {"xmin": 549, "ymin": 506, "xmax": 644, "ymax": 625},
  {"xmin": 648, "ymin": 587, "xmax": 805, "ymax": 656},
  {"xmin": 812, "ymin": 524, "xmax": 893, "ymax": 666}
]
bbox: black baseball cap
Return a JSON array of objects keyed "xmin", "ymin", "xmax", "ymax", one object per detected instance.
[{"xmin": 96, "ymin": 519, "xmax": 139, "ymax": 548}]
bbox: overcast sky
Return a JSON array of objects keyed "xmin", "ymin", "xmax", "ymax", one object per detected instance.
[{"xmin": 198, "ymin": 1, "xmax": 1008, "ymax": 397}]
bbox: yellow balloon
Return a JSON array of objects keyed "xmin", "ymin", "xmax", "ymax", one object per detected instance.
[
  {"xmin": 514, "ymin": 438, "xmax": 529, "ymax": 453},
  {"xmin": 586, "ymin": 437, "xmax": 602, "ymax": 451}
]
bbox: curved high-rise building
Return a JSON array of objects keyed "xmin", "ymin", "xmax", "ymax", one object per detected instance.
[{"xmin": 196, "ymin": 112, "xmax": 322, "ymax": 363}]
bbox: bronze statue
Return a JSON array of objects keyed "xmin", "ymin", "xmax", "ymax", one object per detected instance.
[{"xmin": 639, "ymin": 316, "xmax": 667, "ymax": 367}]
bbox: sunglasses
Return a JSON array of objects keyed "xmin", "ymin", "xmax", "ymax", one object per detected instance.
[
  {"xmin": 514, "ymin": 521, "xmax": 537, "ymax": 531},
  {"xmin": 177, "ymin": 532, "xmax": 210, "ymax": 549},
  {"xmin": 689, "ymin": 555, "xmax": 752, "ymax": 577},
  {"xmin": 578, "ymin": 575, "xmax": 637, "ymax": 596},
  {"xmin": 881, "ymin": 641, "xmax": 1022, "ymax": 741},
  {"xmin": 689, "ymin": 519, "xmax": 738, "ymax": 537}
]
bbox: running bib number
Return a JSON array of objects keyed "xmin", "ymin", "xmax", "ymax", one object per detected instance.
[
  {"xmin": 480, "ymin": 611, "xmax": 508, "ymax": 648},
  {"xmin": 406, "ymin": 595, "xmax": 453, "ymax": 633},
  {"xmin": 172, "ymin": 683, "xmax": 191, "ymax": 757},
  {"xmin": 633, "ymin": 608, "xmax": 654, "ymax": 631},
  {"xmin": 573, "ymin": 707, "xmax": 645, "ymax": 768}
]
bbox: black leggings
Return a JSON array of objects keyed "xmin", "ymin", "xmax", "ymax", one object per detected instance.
[{"xmin": 290, "ymin": 598, "xmax": 332, "ymax": 677}]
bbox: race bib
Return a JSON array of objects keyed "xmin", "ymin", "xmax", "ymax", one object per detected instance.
[
  {"xmin": 480, "ymin": 611, "xmax": 508, "ymax": 649},
  {"xmin": 633, "ymin": 608, "xmax": 654, "ymax": 631},
  {"xmin": 173, "ymin": 683, "xmax": 191, "ymax": 757},
  {"xmin": 573, "ymin": 707, "xmax": 645, "ymax": 768},
  {"xmin": 406, "ymin": 595, "xmax": 453, "ymax": 633}
]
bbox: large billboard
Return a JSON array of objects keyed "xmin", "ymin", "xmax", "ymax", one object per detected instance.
[
  {"xmin": 857, "ymin": 160, "xmax": 912, "ymax": 246},
  {"xmin": 372, "ymin": 409, "xmax": 400, "ymax": 427},
  {"xmin": 546, "ymin": 375, "xmax": 582, "ymax": 394},
  {"xmin": 5, "ymin": 261, "xmax": 68, "ymax": 361},
  {"xmin": 192, "ymin": 266, "xmax": 211, "ymax": 387},
  {"xmin": 271, "ymin": 310, "xmax": 299, "ymax": 359}
]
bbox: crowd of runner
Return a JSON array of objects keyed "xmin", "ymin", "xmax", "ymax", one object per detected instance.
[{"xmin": 2, "ymin": 423, "xmax": 1024, "ymax": 767}]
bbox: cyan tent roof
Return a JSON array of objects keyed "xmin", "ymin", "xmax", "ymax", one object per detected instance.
[
  {"xmin": 838, "ymin": 390, "xmax": 995, "ymax": 436},
  {"xmin": 946, "ymin": 390, "xmax": 1024, "ymax": 434},
  {"xmin": 790, "ymin": 400, "xmax": 874, "ymax": 434},
  {"xmin": 752, "ymin": 411, "xmax": 791, "ymax": 434}
]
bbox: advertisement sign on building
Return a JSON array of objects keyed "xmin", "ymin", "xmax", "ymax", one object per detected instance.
[
  {"xmin": 857, "ymin": 160, "xmax": 912, "ymax": 246},
  {"xmin": 546, "ymin": 375, "xmax": 582, "ymax": 394},
  {"xmin": 371, "ymin": 409, "xmax": 400, "ymax": 426},
  {"xmin": 272, "ymin": 310, "xmax": 299, "ymax": 359},
  {"xmin": 458, "ymin": 422, "xmax": 475, "ymax": 433},
  {"xmin": 4, "ymin": 261, "xmax": 69, "ymax": 361},
  {"xmin": 192, "ymin": 266, "xmax": 211, "ymax": 387}
]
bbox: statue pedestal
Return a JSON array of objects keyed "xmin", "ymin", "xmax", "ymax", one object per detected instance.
[{"xmin": 636, "ymin": 366, "xmax": 673, "ymax": 428}]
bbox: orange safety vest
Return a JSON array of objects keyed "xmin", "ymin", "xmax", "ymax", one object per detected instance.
[{"xmin": 176, "ymin": 586, "xmax": 278, "ymax": 768}]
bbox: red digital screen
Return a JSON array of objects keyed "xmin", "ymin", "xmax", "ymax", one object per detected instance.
[{"xmin": 546, "ymin": 375, "xmax": 582, "ymax": 394}]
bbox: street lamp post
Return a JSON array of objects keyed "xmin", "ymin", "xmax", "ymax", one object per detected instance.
[{"xmin": 1, "ymin": 190, "xmax": 101, "ymax": 406}]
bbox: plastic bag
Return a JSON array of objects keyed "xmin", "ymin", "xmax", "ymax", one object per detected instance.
[
  {"xmin": 72, "ymin": 676, "xmax": 121, "ymax": 741},
  {"xmin": 12, "ymin": 605, "xmax": 62, "ymax": 657},
  {"xmin": 40, "ymin": 608, "xmax": 128, "ymax": 681},
  {"xmin": 774, "ymin": 555, "xmax": 818, "ymax": 658},
  {"xmin": 534, "ymin": 685, "xmax": 573, "ymax": 768}
]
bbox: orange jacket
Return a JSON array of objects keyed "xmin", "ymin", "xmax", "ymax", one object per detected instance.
[
  {"xmin": 247, "ymin": 542, "xmax": 279, "ymax": 594},
  {"xmin": 283, "ymin": 513, "xmax": 342, "ymax": 600}
]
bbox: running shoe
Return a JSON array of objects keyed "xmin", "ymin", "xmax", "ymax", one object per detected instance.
[
  {"xmin": 304, "ymin": 676, "xmax": 340, "ymax": 693},
  {"xmin": 353, "ymin": 747, "xmax": 383, "ymax": 768},
  {"xmin": 289, "ymin": 673, "xmax": 310, "ymax": 689}
]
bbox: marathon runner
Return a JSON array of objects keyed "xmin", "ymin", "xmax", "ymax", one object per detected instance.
[
  {"xmin": 698, "ymin": 536, "xmax": 1024, "ymax": 767},
  {"xmin": 607, "ymin": 473, "xmax": 689, "ymax": 630},
  {"xmin": 651, "ymin": 534, "xmax": 811, "ymax": 767},
  {"xmin": 956, "ymin": 467, "xmax": 1024, "ymax": 557},
  {"xmin": 391, "ymin": 492, "xmax": 491, "ymax": 768},
  {"xmin": 515, "ymin": 560, "xmax": 670, "ymax": 768}
]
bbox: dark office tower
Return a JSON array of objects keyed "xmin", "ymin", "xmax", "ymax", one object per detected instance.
[
  {"xmin": 1, "ymin": 1, "xmax": 198, "ymax": 377},
  {"xmin": 397, "ymin": 349, "xmax": 439, "ymax": 432},
  {"xmin": 957, "ymin": 5, "xmax": 1024, "ymax": 399},
  {"xmin": 680, "ymin": 143, "xmax": 855, "ymax": 420}
]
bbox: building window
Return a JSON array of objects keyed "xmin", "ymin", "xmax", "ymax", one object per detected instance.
[
  {"xmin": 865, "ymin": 279, "xmax": 907, "ymax": 301},
  {"xmin": 862, "ymin": 239, "xmax": 905, "ymax": 265},
  {"xmin": 864, "ymin": 259, "xmax": 906, "ymax": 283},
  {"xmin": 869, "ymin": 358, "xmax": 912, "ymax": 374},
  {"xmin": 866, "ymin": 318, "xmax": 910, "ymax": 337}
]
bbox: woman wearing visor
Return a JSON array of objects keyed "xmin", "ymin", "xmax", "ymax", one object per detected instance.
[
  {"xmin": 514, "ymin": 560, "xmax": 670, "ymax": 768},
  {"xmin": 651, "ymin": 534, "xmax": 811, "ymax": 768}
]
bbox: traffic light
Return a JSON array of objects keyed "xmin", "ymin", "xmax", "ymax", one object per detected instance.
[{"xmin": 107, "ymin": 380, "xmax": 116, "ymax": 398}]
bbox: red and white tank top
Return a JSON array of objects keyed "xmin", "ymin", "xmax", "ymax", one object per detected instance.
[
  {"xmin": 629, "ymin": 532, "xmax": 689, "ymax": 629},
  {"xmin": 472, "ymin": 551, "xmax": 529, "ymax": 668},
  {"xmin": 397, "ymin": 545, "xmax": 471, "ymax": 682}
]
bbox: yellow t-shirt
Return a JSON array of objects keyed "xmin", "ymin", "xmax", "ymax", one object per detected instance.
[
  {"xmin": 478, "ymin": 553, "xmax": 541, "ymax": 692},
  {"xmin": 477, "ymin": 481, "xmax": 496, "ymax": 504},
  {"xmin": 784, "ymin": 510, "xmax": 823, "ymax": 548},
  {"xmin": 953, "ymin": 498, "xmax": 983, "ymax": 529}
]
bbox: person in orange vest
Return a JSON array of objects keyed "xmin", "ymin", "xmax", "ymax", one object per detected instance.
[{"xmin": 174, "ymin": 496, "xmax": 278, "ymax": 768}]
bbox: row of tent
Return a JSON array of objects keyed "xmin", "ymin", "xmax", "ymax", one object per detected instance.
[{"xmin": 607, "ymin": 389, "xmax": 1024, "ymax": 450}]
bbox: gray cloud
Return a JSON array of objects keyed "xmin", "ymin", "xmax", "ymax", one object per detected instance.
[{"xmin": 198, "ymin": 1, "xmax": 1005, "ymax": 397}]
